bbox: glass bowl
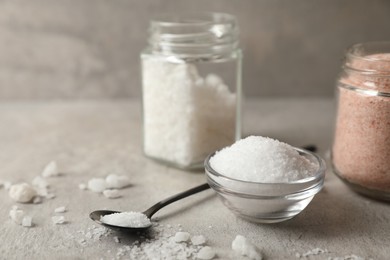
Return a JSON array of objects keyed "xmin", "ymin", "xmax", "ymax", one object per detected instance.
[{"xmin": 204, "ymin": 147, "xmax": 326, "ymax": 223}]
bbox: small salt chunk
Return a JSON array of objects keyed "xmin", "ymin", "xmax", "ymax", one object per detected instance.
[
  {"xmin": 232, "ymin": 235, "xmax": 262, "ymax": 260},
  {"xmin": 174, "ymin": 232, "xmax": 190, "ymax": 242},
  {"xmin": 105, "ymin": 174, "xmax": 131, "ymax": 189},
  {"xmin": 100, "ymin": 212, "xmax": 151, "ymax": 228},
  {"xmin": 52, "ymin": 215, "xmax": 66, "ymax": 224},
  {"xmin": 41, "ymin": 161, "xmax": 60, "ymax": 177},
  {"xmin": 22, "ymin": 216, "xmax": 33, "ymax": 227},
  {"xmin": 191, "ymin": 235, "xmax": 206, "ymax": 245},
  {"xmin": 114, "ymin": 236, "xmax": 120, "ymax": 243},
  {"xmin": 197, "ymin": 246, "xmax": 216, "ymax": 260},
  {"xmin": 103, "ymin": 189, "xmax": 121, "ymax": 199},
  {"xmin": 79, "ymin": 183, "xmax": 87, "ymax": 190},
  {"xmin": 9, "ymin": 207, "xmax": 25, "ymax": 224},
  {"xmin": 88, "ymin": 178, "xmax": 107, "ymax": 193},
  {"xmin": 9, "ymin": 183, "xmax": 37, "ymax": 203},
  {"xmin": 32, "ymin": 176, "xmax": 49, "ymax": 189},
  {"xmin": 54, "ymin": 206, "xmax": 67, "ymax": 213}
]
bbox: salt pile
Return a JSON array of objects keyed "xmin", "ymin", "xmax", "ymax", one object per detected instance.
[
  {"xmin": 232, "ymin": 235, "xmax": 262, "ymax": 260},
  {"xmin": 142, "ymin": 60, "xmax": 236, "ymax": 167},
  {"xmin": 100, "ymin": 212, "xmax": 151, "ymax": 228},
  {"xmin": 210, "ymin": 136, "xmax": 317, "ymax": 183}
]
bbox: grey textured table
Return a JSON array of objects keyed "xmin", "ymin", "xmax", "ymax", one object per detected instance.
[{"xmin": 0, "ymin": 99, "xmax": 389, "ymax": 260}]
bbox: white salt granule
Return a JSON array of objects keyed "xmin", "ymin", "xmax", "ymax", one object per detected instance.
[
  {"xmin": 301, "ymin": 247, "xmax": 328, "ymax": 257},
  {"xmin": 41, "ymin": 161, "xmax": 60, "ymax": 177},
  {"xmin": 232, "ymin": 235, "xmax": 262, "ymax": 260},
  {"xmin": 52, "ymin": 216, "xmax": 66, "ymax": 224},
  {"xmin": 191, "ymin": 235, "xmax": 206, "ymax": 245},
  {"xmin": 142, "ymin": 60, "xmax": 236, "ymax": 167},
  {"xmin": 210, "ymin": 136, "xmax": 317, "ymax": 183},
  {"xmin": 54, "ymin": 206, "xmax": 67, "ymax": 213},
  {"xmin": 87, "ymin": 178, "xmax": 107, "ymax": 193},
  {"xmin": 197, "ymin": 246, "xmax": 216, "ymax": 260},
  {"xmin": 32, "ymin": 176, "xmax": 49, "ymax": 189},
  {"xmin": 78, "ymin": 183, "xmax": 87, "ymax": 190},
  {"xmin": 173, "ymin": 232, "xmax": 190, "ymax": 242},
  {"xmin": 103, "ymin": 189, "xmax": 121, "ymax": 199},
  {"xmin": 105, "ymin": 174, "xmax": 131, "ymax": 189},
  {"xmin": 9, "ymin": 183, "xmax": 37, "ymax": 203},
  {"xmin": 114, "ymin": 236, "xmax": 120, "ymax": 243},
  {"xmin": 100, "ymin": 211, "xmax": 151, "ymax": 228},
  {"xmin": 9, "ymin": 206, "xmax": 25, "ymax": 224},
  {"xmin": 22, "ymin": 216, "xmax": 33, "ymax": 227}
]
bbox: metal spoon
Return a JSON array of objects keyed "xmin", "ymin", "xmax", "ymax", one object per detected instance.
[{"xmin": 89, "ymin": 183, "xmax": 210, "ymax": 232}]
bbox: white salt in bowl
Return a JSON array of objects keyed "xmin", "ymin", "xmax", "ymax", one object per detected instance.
[{"xmin": 204, "ymin": 147, "xmax": 326, "ymax": 223}]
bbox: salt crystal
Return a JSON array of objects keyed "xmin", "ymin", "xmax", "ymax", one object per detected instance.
[
  {"xmin": 210, "ymin": 136, "xmax": 317, "ymax": 183},
  {"xmin": 301, "ymin": 248, "xmax": 328, "ymax": 257},
  {"xmin": 78, "ymin": 183, "xmax": 87, "ymax": 190},
  {"xmin": 9, "ymin": 207, "xmax": 25, "ymax": 224},
  {"xmin": 100, "ymin": 211, "xmax": 151, "ymax": 228},
  {"xmin": 9, "ymin": 183, "xmax": 37, "ymax": 203},
  {"xmin": 232, "ymin": 235, "xmax": 262, "ymax": 260},
  {"xmin": 22, "ymin": 216, "xmax": 33, "ymax": 227},
  {"xmin": 191, "ymin": 235, "xmax": 206, "ymax": 245},
  {"xmin": 103, "ymin": 189, "xmax": 121, "ymax": 199},
  {"xmin": 87, "ymin": 178, "xmax": 107, "ymax": 193},
  {"xmin": 105, "ymin": 174, "xmax": 131, "ymax": 189},
  {"xmin": 197, "ymin": 246, "xmax": 216, "ymax": 260},
  {"xmin": 142, "ymin": 60, "xmax": 236, "ymax": 167},
  {"xmin": 174, "ymin": 232, "xmax": 190, "ymax": 242},
  {"xmin": 41, "ymin": 161, "xmax": 60, "ymax": 177},
  {"xmin": 54, "ymin": 206, "xmax": 67, "ymax": 213},
  {"xmin": 52, "ymin": 215, "xmax": 66, "ymax": 224},
  {"xmin": 32, "ymin": 176, "xmax": 49, "ymax": 189},
  {"xmin": 114, "ymin": 236, "xmax": 120, "ymax": 243}
]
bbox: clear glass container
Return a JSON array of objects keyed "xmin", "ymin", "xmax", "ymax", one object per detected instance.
[
  {"xmin": 141, "ymin": 13, "xmax": 242, "ymax": 170},
  {"xmin": 332, "ymin": 42, "xmax": 390, "ymax": 200}
]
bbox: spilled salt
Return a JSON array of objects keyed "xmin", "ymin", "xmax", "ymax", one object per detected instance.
[{"xmin": 232, "ymin": 235, "xmax": 262, "ymax": 260}]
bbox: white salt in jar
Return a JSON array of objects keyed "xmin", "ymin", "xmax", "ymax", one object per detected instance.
[
  {"xmin": 141, "ymin": 13, "xmax": 242, "ymax": 170},
  {"xmin": 332, "ymin": 42, "xmax": 390, "ymax": 200}
]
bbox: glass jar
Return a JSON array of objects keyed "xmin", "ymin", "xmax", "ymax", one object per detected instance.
[
  {"xmin": 332, "ymin": 42, "xmax": 390, "ymax": 200},
  {"xmin": 141, "ymin": 13, "xmax": 242, "ymax": 170}
]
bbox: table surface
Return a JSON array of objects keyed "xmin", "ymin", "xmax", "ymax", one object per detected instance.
[{"xmin": 0, "ymin": 98, "xmax": 388, "ymax": 260}]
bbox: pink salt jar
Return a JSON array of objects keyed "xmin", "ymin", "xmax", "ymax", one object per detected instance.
[{"xmin": 332, "ymin": 42, "xmax": 390, "ymax": 201}]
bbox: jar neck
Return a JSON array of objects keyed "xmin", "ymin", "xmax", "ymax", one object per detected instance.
[
  {"xmin": 341, "ymin": 42, "xmax": 390, "ymax": 93},
  {"xmin": 147, "ymin": 12, "xmax": 239, "ymax": 58}
]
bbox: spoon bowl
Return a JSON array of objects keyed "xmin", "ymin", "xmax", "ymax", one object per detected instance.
[{"xmin": 89, "ymin": 183, "xmax": 210, "ymax": 232}]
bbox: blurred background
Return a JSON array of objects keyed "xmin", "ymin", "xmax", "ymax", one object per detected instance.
[{"xmin": 0, "ymin": 0, "xmax": 389, "ymax": 100}]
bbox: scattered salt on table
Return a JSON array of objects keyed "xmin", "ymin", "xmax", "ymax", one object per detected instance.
[
  {"xmin": 9, "ymin": 183, "xmax": 37, "ymax": 203},
  {"xmin": 105, "ymin": 174, "xmax": 131, "ymax": 189},
  {"xmin": 232, "ymin": 235, "xmax": 262, "ymax": 260},
  {"xmin": 52, "ymin": 216, "xmax": 66, "ymax": 225},
  {"xmin": 173, "ymin": 232, "xmax": 190, "ymax": 242},
  {"xmin": 87, "ymin": 178, "xmax": 107, "ymax": 193},
  {"xmin": 78, "ymin": 183, "xmax": 87, "ymax": 190},
  {"xmin": 54, "ymin": 206, "xmax": 67, "ymax": 213},
  {"xmin": 103, "ymin": 189, "xmax": 121, "ymax": 199},
  {"xmin": 197, "ymin": 246, "xmax": 216, "ymax": 260},
  {"xmin": 41, "ymin": 161, "xmax": 60, "ymax": 178},
  {"xmin": 22, "ymin": 216, "xmax": 33, "ymax": 227},
  {"xmin": 100, "ymin": 211, "xmax": 151, "ymax": 228},
  {"xmin": 210, "ymin": 136, "xmax": 317, "ymax": 183},
  {"xmin": 9, "ymin": 206, "xmax": 25, "ymax": 224},
  {"xmin": 191, "ymin": 235, "xmax": 206, "ymax": 245}
]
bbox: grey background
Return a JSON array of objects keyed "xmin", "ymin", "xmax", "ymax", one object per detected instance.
[{"xmin": 0, "ymin": 0, "xmax": 389, "ymax": 100}]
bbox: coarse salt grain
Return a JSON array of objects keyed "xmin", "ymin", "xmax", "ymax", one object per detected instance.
[
  {"xmin": 52, "ymin": 215, "xmax": 66, "ymax": 225},
  {"xmin": 100, "ymin": 212, "xmax": 151, "ymax": 228},
  {"xmin": 103, "ymin": 189, "xmax": 121, "ymax": 199},
  {"xmin": 87, "ymin": 178, "xmax": 107, "ymax": 193},
  {"xmin": 191, "ymin": 235, "xmax": 206, "ymax": 245},
  {"xmin": 54, "ymin": 206, "xmax": 67, "ymax": 213},
  {"xmin": 41, "ymin": 161, "xmax": 60, "ymax": 177},
  {"xmin": 173, "ymin": 232, "xmax": 190, "ymax": 242},
  {"xmin": 78, "ymin": 183, "xmax": 87, "ymax": 190},
  {"xmin": 142, "ymin": 60, "xmax": 236, "ymax": 167},
  {"xmin": 105, "ymin": 174, "xmax": 131, "ymax": 189},
  {"xmin": 197, "ymin": 246, "xmax": 216, "ymax": 260},
  {"xmin": 9, "ymin": 183, "xmax": 37, "ymax": 203},
  {"xmin": 232, "ymin": 235, "xmax": 262, "ymax": 260},
  {"xmin": 210, "ymin": 136, "xmax": 317, "ymax": 183},
  {"xmin": 32, "ymin": 176, "xmax": 49, "ymax": 189},
  {"xmin": 9, "ymin": 206, "xmax": 25, "ymax": 224},
  {"xmin": 22, "ymin": 216, "xmax": 33, "ymax": 227}
]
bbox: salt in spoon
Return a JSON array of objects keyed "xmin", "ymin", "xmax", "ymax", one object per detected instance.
[{"xmin": 90, "ymin": 183, "xmax": 210, "ymax": 232}]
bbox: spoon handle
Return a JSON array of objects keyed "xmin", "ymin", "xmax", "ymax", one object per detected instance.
[{"xmin": 143, "ymin": 183, "xmax": 210, "ymax": 218}]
